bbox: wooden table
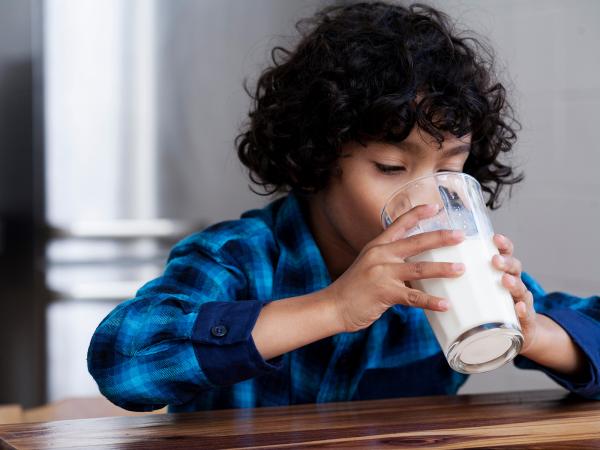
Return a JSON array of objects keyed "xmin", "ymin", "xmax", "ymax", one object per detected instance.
[{"xmin": 1, "ymin": 389, "xmax": 599, "ymax": 449}]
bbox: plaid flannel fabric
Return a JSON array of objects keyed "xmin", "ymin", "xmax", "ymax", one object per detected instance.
[{"xmin": 88, "ymin": 191, "xmax": 600, "ymax": 412}]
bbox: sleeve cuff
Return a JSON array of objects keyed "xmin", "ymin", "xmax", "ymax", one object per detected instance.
[
  {"xmin": 192, "ymin": 300, "xmax": 283, "ymax": 386},
  {"xmin": 513, "ymin": 309, "xmax": 600, "ymax": 399}
]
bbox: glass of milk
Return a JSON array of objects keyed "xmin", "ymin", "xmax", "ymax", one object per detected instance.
[{"xmin": 381, "ymin": 172, "xmax": 523, "ymax": 373}]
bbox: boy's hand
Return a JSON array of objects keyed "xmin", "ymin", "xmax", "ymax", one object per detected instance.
[
  {"xmin": 327, "ymin": 204, "xmax": 466, "ymax": 333},
  {"xmin": 491, "ymin": 233, "xmax": 539, "ymax": 354}
]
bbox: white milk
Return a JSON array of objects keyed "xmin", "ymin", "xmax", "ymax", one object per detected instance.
[{"xmin": 407, "ymin": 235, "xmax": 521, "ymax": 363}]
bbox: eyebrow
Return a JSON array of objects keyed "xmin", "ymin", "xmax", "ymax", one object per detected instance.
[{"xmin": 392, "ymin": 141, "xmax": 471, "ymax": 157}]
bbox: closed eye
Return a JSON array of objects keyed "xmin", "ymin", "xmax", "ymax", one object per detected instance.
[
  {"xmin": 374, "ymin": 162, "xmax": 462, "ymax": 175},
  {"xmin": 374, "ymin": 163, "xmax": 405, "ymax": 174}
]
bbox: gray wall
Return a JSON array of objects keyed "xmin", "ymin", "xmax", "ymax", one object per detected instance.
[{"xmin": 155, "ymin": 0, "xmax": 331, "ymax": 222}]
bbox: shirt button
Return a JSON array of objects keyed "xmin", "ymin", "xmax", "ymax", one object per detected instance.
[{"xmin": 211, "ymin": 325, "xmax": 228, "ymax": 337}]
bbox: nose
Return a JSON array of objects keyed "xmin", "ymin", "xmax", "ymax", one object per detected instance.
[{"xmin": 409, "ymin": 167, "xmax": 438, "ymax": 182}]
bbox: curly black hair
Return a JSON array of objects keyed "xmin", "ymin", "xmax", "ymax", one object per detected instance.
[{"xmin": 236, "ymin": 1, "xmax": 524, "ymax": 209}]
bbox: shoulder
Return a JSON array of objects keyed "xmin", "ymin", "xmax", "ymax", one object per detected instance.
[{"xmin": 168, "ymin": 196, "xmax": 287, "ymax": 263}]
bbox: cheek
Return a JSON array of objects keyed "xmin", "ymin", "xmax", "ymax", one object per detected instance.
[{"xmin": 331, "ymin": 167, "xmax": 391, "ymax": 249}]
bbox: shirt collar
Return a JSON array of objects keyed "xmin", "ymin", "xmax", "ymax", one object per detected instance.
[{"xmin": 271, "ymin": 190, "xmax": 332, "ymax": 300}]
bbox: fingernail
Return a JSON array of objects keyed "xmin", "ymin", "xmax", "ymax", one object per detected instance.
[
  {"xmin": 438, "ymin": 300, "xmax": 449, "ymax": 310},
  {"xmin": 506, "ymin": 275, "xmax": 516, "ymax": 286},
  {"xmin": 496, "ymin": 255, "xmax": 505, "ymax": 267},
  {"xmin": 429, "ymin": 204, "xmax": 440, "ymax": 212},
  {"xmin": 452, "ymin": 263, "xmax": 465, "ymax": 272},
  {"xmin": 452, "ymin": 230, "xmax": 465, "ymax": 239}
]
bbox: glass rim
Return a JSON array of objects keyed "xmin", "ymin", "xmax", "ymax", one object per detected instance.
[{"xmin": 380, "ymin": 171, "xmax": 481, "ymax": 229}]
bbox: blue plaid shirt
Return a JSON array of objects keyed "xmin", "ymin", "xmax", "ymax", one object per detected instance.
[{"xmin": 88, "ymin": 190, "xmax": 600, "ymax": 412}]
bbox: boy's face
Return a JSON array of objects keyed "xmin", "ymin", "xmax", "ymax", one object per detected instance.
[{"xmin": 311, "ymin": 126, "xmax": 471, "ymax": 260}]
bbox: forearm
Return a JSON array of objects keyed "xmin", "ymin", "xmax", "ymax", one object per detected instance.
[
  {"xmin": 521, "ymin": 314, "xmax": 588, "ymax": 378},
  {"xmin": 251, "ymin": 288, "xmax": 344, "ymax": 360}
]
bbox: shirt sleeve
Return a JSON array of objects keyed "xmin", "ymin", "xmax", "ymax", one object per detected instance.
[
  {"xmin": 87, "ymin": 235, "xmax": 283, "ymax": 411},
  {"xmin": 513, "ymin": 271, "xmax": 600, "ymax": 400}
]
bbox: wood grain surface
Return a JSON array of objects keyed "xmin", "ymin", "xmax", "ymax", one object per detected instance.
[{"xmin": 1, "ymin": 389, "xmax": 599, "ymax": 449}]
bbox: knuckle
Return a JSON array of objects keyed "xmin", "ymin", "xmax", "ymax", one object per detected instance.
[
  {"xmin": 364, "ymin": 245, "xmax": 382, "ymax": 262},
  {"xmin": 411, "ymin": 262, "xmax": 426, "ymax": 275},
  {"xmin": 524, "ymin": 301, "xmax": 533, "ymax": 319},
  {"xmin": 526, "ymin": 290, "xmax": 534, "ymax": 305},
  {"xmin": 401, "ymin": 236, "xmax": 420, "ymax": 257},
  {"xmin": 442, "ymin": 230, "xmax": 456, "ymax": 245},
  {"xmin": 406, "ymin": 290, "xmax": 423, "ymax": 307},
  {"xmin": 409, "ymin": 233, "xmax": 424, "ymax": 249},
  {"xmin": 515, "ymin": 259, "xmax": 523, "ymax": 272},
  {"xmin": 366, "ymin": 263, "xmax": 386, "ymax": 280},
  {"xmin": 518, "ymin": 283, "xmax": 528, "ymax": 297},
  {"xmin": 361, "ymin": 242, "xmax": 374, "ymax": 254}
]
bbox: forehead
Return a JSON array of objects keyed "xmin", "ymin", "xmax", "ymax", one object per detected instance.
[{"xmin": 390, "ymin": 130, "xmax": 472, "ymax": 157}]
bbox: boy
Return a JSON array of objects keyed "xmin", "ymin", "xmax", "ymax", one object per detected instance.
[{"xmin": 88, "ymin": 2, "xmax": 600, "ymax": 412}]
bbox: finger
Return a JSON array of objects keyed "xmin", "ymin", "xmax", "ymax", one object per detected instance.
[
  {"xmin": 515, "ymin": 301, "xmax": 527, "ymax": 318},
  {"xmin": 392, "ymin": 228, "xmax": 465, "ymax": 259},
  {"xmin": 515, "ymin": 298, "xmax": 536, "ymax": 327},
  {"xmin": 504, "ymin": 277, "xmax": 537, "ymax": 334},
  {"xmin": 396, "ymin": 261, "xmax": 466, "ymax": 281},
  {"xmin": 376, "ymin": 203, "xmax": 441, "ymax": 245},
  {"xmin": 399, "ymin": 287, "xmax": 450, "ymax": 312},
  {"xmin": 515, "ymin": 298, "xmax": 538, "ymax": 355},
  {"xmin": 493, "ymin": 233, "xmax": 514, "ymax": 256},
  {"xmin": 492, "ymin": 254, "xmax": 522, "ymax": 277},
  {"xmin": 503, "ymin": 273, "xmax": 530, "ymax": 303}
]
